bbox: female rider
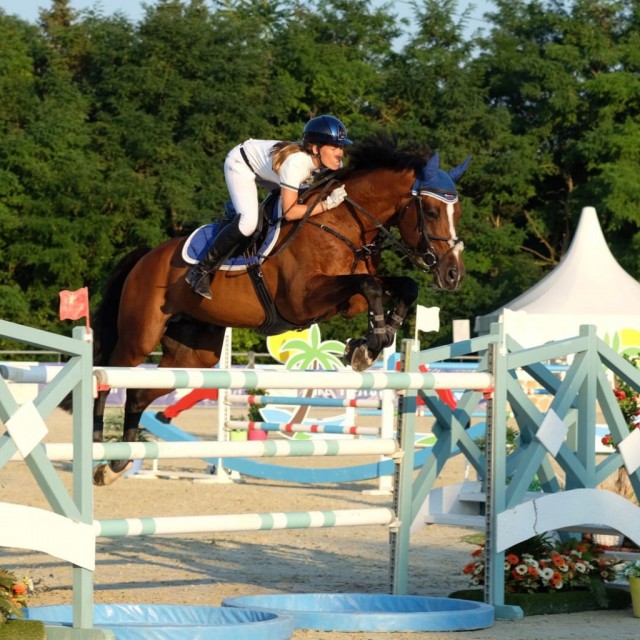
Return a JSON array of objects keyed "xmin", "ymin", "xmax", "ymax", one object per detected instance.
[{"xmin": 186, "ymin": 115, "xmax": 353, "ymax": 299}]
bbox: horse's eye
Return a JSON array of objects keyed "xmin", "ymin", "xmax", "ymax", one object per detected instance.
[{"xmin": 424, "ymin": 208, "xmax": 439, "ymax": 219}]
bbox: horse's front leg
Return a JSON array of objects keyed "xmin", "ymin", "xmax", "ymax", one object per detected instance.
[
  {"xmin": 340, "ymin": 275, "xmax": 413, "ymax": 371},
  {"xmin": 380, "ymin": 275, "xmax": 419, "ymax": 345}
]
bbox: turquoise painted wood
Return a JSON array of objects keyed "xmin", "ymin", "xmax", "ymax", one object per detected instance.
[{"xmin": 2, "ymin": 317, "xmax": 640, "ymax": 630}]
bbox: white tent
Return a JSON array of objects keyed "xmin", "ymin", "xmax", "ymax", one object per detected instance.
[{"xmin": 474, "ymin": 206, "xmax": 640, "ymax": 348}]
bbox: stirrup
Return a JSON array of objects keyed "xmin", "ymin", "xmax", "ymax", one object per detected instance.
[{"xmin": 186, "ymin": 267, "xmax": 213, "ymax": 300}]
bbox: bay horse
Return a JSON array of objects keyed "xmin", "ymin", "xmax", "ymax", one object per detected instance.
[{"xmin": 91, "ymin": 135, "xmax": 470, "ymax": 484}]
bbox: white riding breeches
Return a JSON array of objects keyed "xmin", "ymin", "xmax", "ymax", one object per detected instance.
[{"xmin": 224, "ymin": 146, "xmax": 263, "ymax": 237}]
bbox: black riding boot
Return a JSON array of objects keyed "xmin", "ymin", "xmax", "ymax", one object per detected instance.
[{"xmin": 186, "ymin": 219, "xmax": 246, "ymax": 299}]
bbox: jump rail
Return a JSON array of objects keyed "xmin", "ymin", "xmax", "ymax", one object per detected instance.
[
  {"xmin": 93, "ymin": 367, "xmax": 493, "ymax": 391},
  {"xmin": 12, "ymin": 438, "xmax": 397, "ymax": 462},
  {"xmin": 226, "ymin": 394, "xmax": 382, "ymax": 409},
  {"xmin": 95, "ymin": 508, "xmax": 395, "ymax": 537},
  {"xmin": 225, "ymin": 420, "xmax": 381, "ymax": 436}
]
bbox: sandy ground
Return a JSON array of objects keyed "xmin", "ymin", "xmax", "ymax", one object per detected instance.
[{"xmin": 2, "ymin": 407, "xmax": 639, "ymax": 639}]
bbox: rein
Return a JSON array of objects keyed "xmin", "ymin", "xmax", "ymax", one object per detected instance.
[
  {"xmin": 259, "ymin": 172, "xmax": 462, "ymax": 275},
  {"xmin": 307, "ymin": 191, "xmax": 461, "ymax": 274}
]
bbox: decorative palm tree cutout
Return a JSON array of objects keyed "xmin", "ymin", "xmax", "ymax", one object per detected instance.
[{"xmin": 264, "ymin": 325, "xmax": 347, "ymax": 430}]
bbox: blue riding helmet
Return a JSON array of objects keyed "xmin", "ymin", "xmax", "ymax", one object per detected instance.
[{"xmin": 303, "ymin": 115, "xmax": 352, "ymax": 147}]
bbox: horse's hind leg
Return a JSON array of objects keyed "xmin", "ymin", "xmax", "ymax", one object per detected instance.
[
  {"xmin": 121, "ymin": 321, "xmax": 226, "ymax": 445},
  {"xmin": 96, "ymin": 321, "xmax": 226, "ymax": 485}
]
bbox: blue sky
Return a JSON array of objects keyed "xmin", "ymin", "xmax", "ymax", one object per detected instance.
[{"xmin": 1, "ymin": 1, "xmax": 496, "ymax": 37}]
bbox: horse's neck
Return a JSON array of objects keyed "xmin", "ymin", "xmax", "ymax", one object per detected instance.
[{"xmin": 344, "ymin": 170, "xmax": 411, "ymax": 230}]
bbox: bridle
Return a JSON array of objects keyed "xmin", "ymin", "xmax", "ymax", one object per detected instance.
[
  {"xmin": 265, "ymin": 174, "xmax": 464, "ymax": 274},
  {"xmin": 396, "ymin": 188, "xmax": 464, "ymax": 272}
]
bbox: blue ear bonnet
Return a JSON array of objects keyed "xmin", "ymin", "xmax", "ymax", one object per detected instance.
[{"xmin": 412, "ymin": 152, "xmax": 472, "ymax": 200}]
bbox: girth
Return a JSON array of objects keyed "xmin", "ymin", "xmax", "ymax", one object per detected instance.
[{"xmin": 246, "ymin": 262, "xmax": 315, "ymax": 336}]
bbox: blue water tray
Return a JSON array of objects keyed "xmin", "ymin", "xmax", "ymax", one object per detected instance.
[
  {"xmin": 23, "ymin": 603, "xmax": 293, "ymax": 640},
  {"xmin": 222, "ymin": 593, "xmax": 494, "ymax": 632}
]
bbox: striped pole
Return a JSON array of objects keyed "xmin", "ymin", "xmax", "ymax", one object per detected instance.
[
  {"xmin": 96, "ymin": 507, "xmax": 395, "ymax": 537},
  {"xmin": 94, "ymin": 367, "xmax": 493, "ymax": 391},
  {"xmin": 0, "ymin": 363, "xmax": 64, "ymax": 383},
  {"xmin": 227, "ymin": 420, "xmax": 381, "ymax": 436},
  {"xmin": 3, "ymin": 365, "xmax": 493, "ymax": 392},
  {"xmin": 15, "ymin": 438, "xmax": 397, "ymax": 462},
  {"xmin": 226, "ymin": 394, "xmax": 382, "ymax": 409}
]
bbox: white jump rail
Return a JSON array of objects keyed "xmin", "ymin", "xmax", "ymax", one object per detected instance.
[
  {"xmin": 11, "ymin": 438, "xmax": 397, "ymax": 462},
  {"xmin": 92, "ymin": 367, "xmax": 493, "ymax": 391}
]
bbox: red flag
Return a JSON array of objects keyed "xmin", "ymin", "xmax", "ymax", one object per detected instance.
[{"xmin": 59, "ymin": 287, "xmax": 90, "ymax": 327}]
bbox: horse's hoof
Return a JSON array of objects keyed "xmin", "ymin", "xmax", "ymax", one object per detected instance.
[
  {"xmin": 93, "ymin": 464, "xmax": 108, "ymax": 486},
  {"xmin": 110, "ymin": 459, "xmax": 131, "ymax": 474},
  {"xmin": 350, "ymin": 344, "xmax": 375, "ymax": 372},
  {"xmin": 93, "ymin": 461, "xmax": 133, "ymax": 486},
  {"xmin": 343, "ymin": 338, "xmax": 364, "ymax": 367}
]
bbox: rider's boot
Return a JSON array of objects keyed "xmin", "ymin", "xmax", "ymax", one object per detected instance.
[{"xmin": 186, "ymin": 218, "xmax": 245, "ymax": 300}]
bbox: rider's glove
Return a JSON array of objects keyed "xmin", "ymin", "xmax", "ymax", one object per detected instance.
[{"xmin": 322, "ymin": 185, "xmax": 347, "ymax": 211}]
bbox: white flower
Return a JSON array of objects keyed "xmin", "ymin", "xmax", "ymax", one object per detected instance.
[
  {"xmin": 515, "ymin": 564, "xmax": 528, "ymax": 575},
  {"xmin": 539, "ymin": 567, "xmax": 555, "ymax": 581}
]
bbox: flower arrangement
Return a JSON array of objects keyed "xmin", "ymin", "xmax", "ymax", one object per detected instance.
[
  {"xmin": 617, "ymin": 559, "xmax": 640, "ymax": 581},
  {"xmin": 463, "ymin": 535, "xmax": 618, "ymax": 597},
  {"xmin": 0, "ymin": 570, "xmax": 31, "ymax": 623},
  {"xmin": 601, "ymin": 354, "xmax": 640, "ymax": 449}
]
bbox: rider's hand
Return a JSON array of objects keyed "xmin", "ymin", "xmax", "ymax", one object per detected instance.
[{"xmin": 322, "ymin": 185, "xmax": 347, "ymax": 211}]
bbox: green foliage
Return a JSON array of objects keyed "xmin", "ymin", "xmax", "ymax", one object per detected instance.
[
  {"xmin": 0, "ymin": 0, "xmax": 639, "ymax": 347},
  {"xmin": 0, "ymin": 619, "xmax": 45, "ymax": 639},
  {"xmin": 0, "ymin": 569, "xmax": 29, "ymax": 623}
]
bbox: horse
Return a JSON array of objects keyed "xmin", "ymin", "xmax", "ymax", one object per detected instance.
[{"xmin": 90, "ymin": 135, "xmax": 471, "ymax": 485}]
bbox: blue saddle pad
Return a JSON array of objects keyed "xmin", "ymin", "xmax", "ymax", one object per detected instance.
[{"xmin": 182, "ymin": 220, "xmax": 282, "ymax": 269}]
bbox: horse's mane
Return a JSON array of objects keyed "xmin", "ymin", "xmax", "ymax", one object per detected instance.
[{"xmin": 339, "ymin": 132, "xmax": 431, "ymax": 178}]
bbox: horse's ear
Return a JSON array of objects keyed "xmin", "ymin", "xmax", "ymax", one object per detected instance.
[
  {"xmin": 448, "ymin": 156, "xmax": 472, "ymax": 183},
  {"xmin": 421, "ymin": 152, "xmax": 440, "ymax": 181}
]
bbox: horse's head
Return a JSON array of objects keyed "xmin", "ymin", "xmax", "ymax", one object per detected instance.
[{"xmin": 396, "ymin": 152, "xmax": 471, "ymax": 291}]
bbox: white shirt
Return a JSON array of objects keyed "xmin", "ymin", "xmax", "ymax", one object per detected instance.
[{"xmin": 240, "ymin": 139, "xmax": 317, "ymax": 192}]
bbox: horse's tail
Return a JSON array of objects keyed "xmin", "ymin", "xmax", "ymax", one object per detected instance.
[{"xmin": 93, "ymin": 247, "xmax": 151, "ymax": 366}]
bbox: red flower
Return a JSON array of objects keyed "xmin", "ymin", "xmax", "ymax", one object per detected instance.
[
  {"xmin": 12, "ymin": 584, "xmax": 27, "ymax": 596},
  {"xmin": 550, "ymin": 571, "xmax": 563, "ymax": 587},
  {"xmin": 505, "ymin": 553, "xmax": 519, "ymax": 565}
]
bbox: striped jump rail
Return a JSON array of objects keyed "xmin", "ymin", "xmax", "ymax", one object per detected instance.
[
  {"xmin": 2, "ymin": 365, "xmax": 494, "ymax": 392},
  {"xmin": 93, "ymin": 367, "xmax": 493, "ymax": 391},
  {"xmin": 12, "ymin": 438, "xmax": 397, "ymax": 462},
  {"xmin": 95, "ymin": 507, "xmax": 396, "ymax": 537},
  {"xmin": 226, "ymin": 394, "xmax": 382, "ymax": 409},
  {"xmin": 0, "ymin": 363, "xmax": 64, "ymax": 383},
  {"xmin": 226, "ymin": 420, "xmax": 381, "ymax": 436}
]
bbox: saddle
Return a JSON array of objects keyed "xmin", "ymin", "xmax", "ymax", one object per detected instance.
[
  {"xmin": 182, "ymin": 170, "xmax": 340, "ymax": 334},
  {"xmin": 182, "ymin": 190, "xmax": 281, "ymax": 268}
]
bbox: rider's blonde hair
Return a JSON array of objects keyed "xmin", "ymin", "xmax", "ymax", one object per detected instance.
[{"xmin": 271, "ymin": 141, "xmax": 311, "ymax": 172}]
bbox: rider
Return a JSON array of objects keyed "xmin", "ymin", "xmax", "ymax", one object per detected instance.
[{"xmin": 186, "ymin": 115, "xmax": 353, "ymax": 299}]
